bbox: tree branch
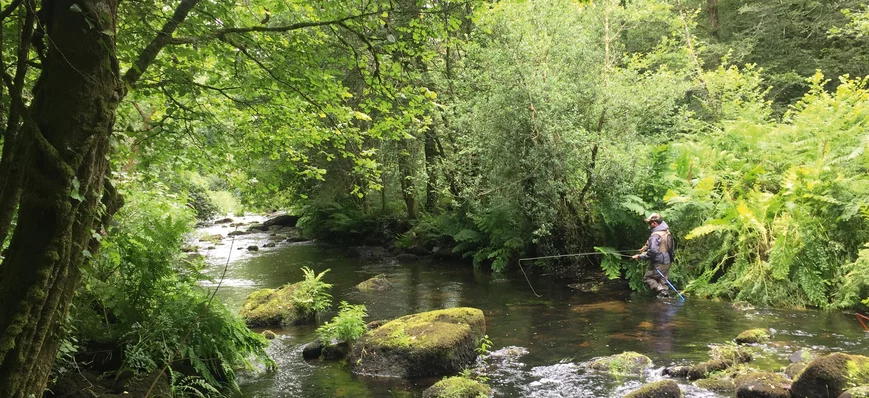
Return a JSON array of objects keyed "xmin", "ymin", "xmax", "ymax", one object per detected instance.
[
  {"xmin": 122, "ymin": 0, "xmax": 201, "ymax": 91},
  {"xmin": 0, "ymin": 0, "xmax": 23, "ymax": 24},
  {"xmin": 168, "ymin": 11, "xmax": 380, "ymax": 45}
]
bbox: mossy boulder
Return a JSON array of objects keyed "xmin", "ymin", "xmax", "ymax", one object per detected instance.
[
  {"xmin": 239, "ymin": 283, "xmax": 312, "ymax": 327},
  {"xmin": 695, "ymin": 378, "xmax": 736, "ymax": 393},
  {"xmin": 422, "ymin": 376, "xmax": 491, "ymax": 398},
  {"xmin": 734, "ymin": 371, "xmax": 790, "ymax": 398},
  {"xmin": 735, "ymin": 328, "xmax": 771, "ymax": 345},
  {"xmin": 262, "ymin": 330, "xmax": 277, "ymax": 340},
  {"xmin": 348, "ymin": 307, "xmax": 486, "ymax": 378},
  {"xmin": 710, "ymin": 344, "xmax": 753, "ymax": 364},
  {"xmin": 588, "ymin": 351, "xmax": 653, "ymax": 375},
  {"xmin": 357, "ymin": 274, "xmax": 393, "ymax": 292},
  {"xmin": 624, "ymin": 380, "xmax": 682, "ymax": 398},
  {"xmin": 791, "ymin": 353, "xmax": 869, "ymax": 398},
  {"xmin": 840, "ymin": 386, "xmax": 869, "ymax": 398},
  {"xmin": 687, "ymin": 359, "xmax": 736, "ymax": 380},
  {"xmin": 199, "ymin": 234, "xmax": 223, "ymax": 243}
]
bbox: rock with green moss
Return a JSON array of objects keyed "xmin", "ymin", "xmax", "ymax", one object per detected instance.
[
  {"xmin": 422, "ymin": 376, "xmax": 491, "ymax": 398},
  {"xmin": 357, "ymin": 274, "xmax": 393, "ymax": 292},
  {"xmin": 239, "ymin": 283, "xmax": 312, "ymax": 327},
  {"xmin": 624, "ymin": 380, "xmax": 682, "ymax": 398},
  {"xmin": 734, "ymin": 371, "xmax": 790, "ymax": 398},
  {"xmin": 840, "ymin": 386, "xmax": 869, "ymax": 398},
  {"xmin": 687, "ymin": 359, "xmax": 736, "ymax": 380},
  {"xmin": 348, "ymin": 307, "xmax": 486, "ymax": 378},
  {"xmin": 695, "ymin": 378, "xmax": 736, "ymax": 393},
  {"xmin": 262, "ymin": 330, "xmax": 277, "ymax": 340},
  {"xmin": 791, "ymin": 353, "xmax": 869, "ymax": 398},
  {"xmin": 785, "ymin": 362, "xmax": 807, "ymax": 379},
  {"xmin": 735, "ymin": 328, "xmax": 771, "ymax": 345},
  {"xmin": 709, "ymin": 344, "xmax": 753, "ymax": 364},
  {"xmin": 588, "ymin": 351, "xmax": 653, "ymax": 375}
]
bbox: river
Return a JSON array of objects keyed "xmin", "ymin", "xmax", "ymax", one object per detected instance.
[{"xmin": 196, "ymin": 217, "xmax": 869, "ymax": 397}]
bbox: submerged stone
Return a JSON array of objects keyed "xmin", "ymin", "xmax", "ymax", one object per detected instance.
[
  {"xmin": 734, "ymin": 371, "xmax": 790, "ymax": 398},
  {"xmin": 422, "ymin": 376, "xmax": 491, "ymax": 398},
  {"xmin": 263, "ymin": 242, "xmax": 276, "ymax": 248},
  {"xmin": 247, "ymin": 245, "xmax": 259, "ymax": 251},
  {"xmin": 735, "ymin": 328, "xmax": 771, "ymax": 345},
  {"xmin": 791, "ymin": 353, "xmax": 869, "ymax": 398},
  {"xmin": 357, "ymin": 274, "xmax": 393, "ymax": 292},
  {"xmin": 624, "ymin": 380, "xmax": 682, "ymax": 398},
  {"xmin": 302, "ymin": 340, "xmax": 323, "ymax": 360},
  {"xmin": 588, "ymin": 351, "xmax": 653, "ymax": 376},
  {"xmin": 348, "ymin": 307, "xmax": 486, "ymax": 378},
  {"xmin": 239, "ymin": 283, "xmax": 312, "ymax": 327}
]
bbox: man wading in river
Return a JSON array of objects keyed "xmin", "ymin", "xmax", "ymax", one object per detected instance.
[{"xmin": 632, "ymin": 213, "xmax": 675, "ymax": 298}]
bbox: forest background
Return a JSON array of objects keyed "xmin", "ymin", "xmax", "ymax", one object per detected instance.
[{"xmin": 0, "ymin": 0, "xmax": 869, "ymax": 396}]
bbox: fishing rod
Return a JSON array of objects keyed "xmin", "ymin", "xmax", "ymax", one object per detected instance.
[{"xmin": 518, "ymin": 250, "xmax": 686, "ymax": 301}]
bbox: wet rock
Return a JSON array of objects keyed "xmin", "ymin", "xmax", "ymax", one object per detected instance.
[
  {"xmin": 214, "ymin": 217, "xmax": 233, "ymax": 224},
  {"xmin": 322, "ymin": 342, "xmax": 350, "ymax": 360},
  {"xmin": 262, "ymin": 330, "xmax": 277, "ymax": 340},
  {"xmin": 347, "ymin": 246, "xmax": 388, "ymax": 260},
  {"xmin": 229, "ymin": 222, "xmax": 244, "ymax": 227},
  {"xmin": 587, "ymin": 351, "xmax": 652, "ymax": 375},
  {"xmin": 227, "ymin": 230, "xmax": 250, "ymax": 237},
  {"xmin": 199, "ymin": 234, "xmax": 223, "ymax": 243},
  {"xmin": 422, "ymin": 376, "xmax": 491, "ymax": 398},
  {"xmin": 263, "ymin": 214, "xmax": 299, "ymax": 228},
  {"xmin": 695, "ymin": 378, "xmax": 736, "ymax": 393},
  {"xmin": 286, "ymin": 235, "xmax": 310, "ymax": 243},
  {"xmin": 791, "ymin": 353, "xmax": 869, "ymax": 398},
  {"xmin": 357, "ymin": 274, "xmax": 393, "ymax": 292},
  {"xmin": 791, "ymin": 349, "xmax": 814, "ymax": 364},
  {"xmin": 349, "ymin": 307, "xmax": 486, "ymax": 377},
  {"xmin": 785, "ymin": 362, "xmax": 807, "ymax": 379},
  {"xmin": 247, "ymin": 245, "xmax": 259, "ymax": 251},
  {"xmin": 840, "ymin": 386, "xmax": 869, "ymax": 398},
  {"xmin": 735, "ymin": 328, "xmax": 771, "ymax": 345},
  {"xmin": 687, "ymin": 359, "xmax": 736, "ymax": 380},
  {"xmin": 709, "ymin": 344, "xmax": 753, "ymax": 364},
  {"xmin": 664, "ymin": 365, "xmax": 691, "ymax": 378},
  {"xmin": 734, "ymin": 371, "xmax": 790, "ymax": 398},
  {"xmin": 268, "ymin": 235, "xmax": 285, "ymax": 241},
  {"xmin": 263, "ymin": 242, "xmax": 276, "ymax": 248},
  {"xmin": 181, "ymin": 245, "xmax": 197, "ymax": 253},
  {"xmin": 397, "ymin": 253, "xmax": 419, "ymax": 263},
  {"xmin": 302, "ymin": 340, "xmax": 323, "ymax": 360},
  {"xmin": 206, "ymin": 246, "xmax": 216, "ymax": 250},
  {"xmin": 236, "ymin": 246, "xmax": 244, "ymax": 250},
  {"xmin": 239, "ymin": 283, "xmax": 313, "ymax": 327},
  {"xmin": 624, "ymin": 380, "xmax": 681, "ymax": 398}
]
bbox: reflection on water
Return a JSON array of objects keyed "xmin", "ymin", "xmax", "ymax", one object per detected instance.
[{"xmin": 194, "ymin": 220, "xmax": 869, "ymax": 397}]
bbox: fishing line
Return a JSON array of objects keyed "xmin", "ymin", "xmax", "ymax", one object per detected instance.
[{"xmin": 517, "ymin": 250, "xmax": 637, "ymax": 298}]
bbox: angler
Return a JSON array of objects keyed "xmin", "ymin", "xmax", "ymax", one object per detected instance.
[{"xmin": 632, "ymin": 213, "xmax": 675, "ymax": 298}]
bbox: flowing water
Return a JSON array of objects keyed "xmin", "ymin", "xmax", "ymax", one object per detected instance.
[{"xmin": 197, "ymin": 217, "xmax": 869, "ymax": 397}]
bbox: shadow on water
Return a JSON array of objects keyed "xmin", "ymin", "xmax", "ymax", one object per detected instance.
[{"xmin": 196, "ymin": 225, "xmax": 869, "ymax": 397}]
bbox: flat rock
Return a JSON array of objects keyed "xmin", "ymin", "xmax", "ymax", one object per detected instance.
[
  {"xmin": 587, "ymin": 351, "xmax": 652, "ymax": 375},
  {"xmin": 625, "ymin": 380, "xmax": 681, "ymax": 398},
  {"xmin": 422, "ymin": 376, "xmax": 491, "ymax": 398},
  {"xmin": 735, "ymin": 371, "xmax": 790, "ymax": 398}
]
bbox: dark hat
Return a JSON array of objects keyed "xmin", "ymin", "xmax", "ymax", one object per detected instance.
[{"xmin": 644, "ymin": 213, "xmax": 662, "ymax": 223}]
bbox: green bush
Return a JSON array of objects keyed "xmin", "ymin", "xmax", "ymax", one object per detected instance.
[
  {"xmin": 316, "ymin": 301, "xmax": 368, "ymax": 345},
  {"xmin": 69, "ymin": 181, "xmax": 274, "ymax": 394}
]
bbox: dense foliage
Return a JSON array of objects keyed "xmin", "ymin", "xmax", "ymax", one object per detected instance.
[
  {"xmin": 316, "ymin": 302, "xmax": 369, "ymax": 345},
  {"xmin": 67, "ymin": 182, "xmax": 274, "ymax": 393}
]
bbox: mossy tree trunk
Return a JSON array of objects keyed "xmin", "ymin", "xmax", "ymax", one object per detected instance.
[{"xmin": 0, "ymin": 0, "xmax": 123, "ymax": 395}]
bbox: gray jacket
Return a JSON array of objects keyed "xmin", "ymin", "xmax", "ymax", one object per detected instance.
[{"xmin": 638, "ymin": 221, "xmax": 673, "ymax": 265}]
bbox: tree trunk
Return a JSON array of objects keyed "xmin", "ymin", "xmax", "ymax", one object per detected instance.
[
  {"xmin": 398, "ymin": 139, "xmax": 416, "ymax": 220},
  {"xmin": 707, "ymin": 0, "xmax": 719, "ymax": 37},
  {"xmin": 424, "ymin": 128, "xmax": 438, "ymax": 213},
  {"xmin": 0, "ymin": 0, "xmax": 122, "ymax": 396}
]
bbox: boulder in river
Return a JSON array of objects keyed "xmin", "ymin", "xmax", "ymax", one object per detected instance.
[
  {"xmin": 247, "ymin": 245, "xmax": 259, "ymax": 251},
  {"xmin": 588, "ymin": 351, "xmax": 652, "ymax": 375},
  {"xmin": 227, "ymin": 230, "xmax": 250, "ymax": 237},
  {"xmin": 840, "ymin": 386, "xmax": 869, "ymax": 398},
  {"xmin": 214, "ymin": 217, "xmax": 233, "ymax": 224},
  {"xmin": 694, "ymin": 378, "xmax": 736, "ymax": 393},
  {"xmin": 422, "ymin": 376, "xmax": 491, "ymax": 398},
  {"xmin": 735, "ymin": 328, "xmax": 771, "ymax": 345},
  {"xmin": 302, "ymin": 340, "xmax": 323, "ymax": 360},
  {"xmin": 239, "ymin": 283, "xmax": 311, "ymax": 327},
  {"xmin": 262, "ymin": 330, "xmax": 277, "ymax": 340},
  {"xmin": 249, "ymin": 214, "xmax": 300, "ymax": 231},
  {"xmin": 357, "ymin": 274, "xmax": 393, "ymax": 292},
  {"xmin": 348, "ymin": 307, "xmax": 486, "ymax": 377},
  {"xmin": 263, "ymin": 242, "xmax": 276, "ymax": 248},
  {"xmin": 347, "ymin": 246, "xmax": 388, "ymax": 260},
  {"xmin": 791, "ymin": 353, "xmax": 869, "ymax": 398},
  {"xmin": 734, "ymin": 371, "xmax": 790, "ymax": 398},
  {"xmin": 397, "ymin": 253, "xmax": 419, "ymax": 263},
  {"xmin": 624, "ymin": 380, "xmax": 682, "ymax": 398}
]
